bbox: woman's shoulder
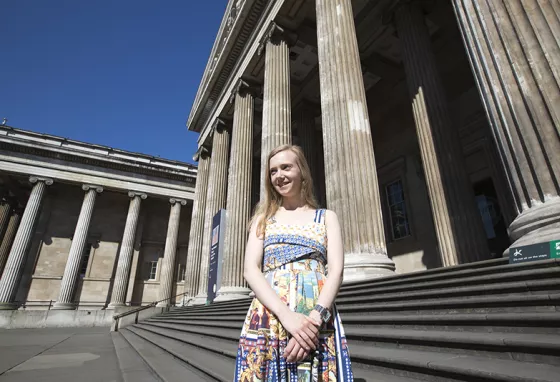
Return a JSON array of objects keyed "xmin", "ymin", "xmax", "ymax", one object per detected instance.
[{"xmin": 322, "ymin": 209, "xmax": 340, "ymax": 225}]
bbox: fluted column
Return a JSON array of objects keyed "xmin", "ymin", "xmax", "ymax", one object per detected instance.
[
  {"xmin": 156, "ymin": 198, "xmax": 186, "ymax": 307},
  {"xmin": 216, "ymin": 81, "xmax": 254, "ymax": 301},
  {"xmin": 0, "ymin": 177, "xmax": 52, "ymax": 309},
  {"xmin": 53, "ymin": 184, "xmax": 102, "ymax": 310},
  {"xmin": 294, "ymin": 102, "xmax": 320, "ymax": 198},
  {"xmin": 453, "ymin": 0, "xmax": 560, "ymax": 250},
  {"xmin": 184, "ymin": 149, "xmax": 211, "ymax": 300},
  {"xmin": 193, "ymin": 121, "xmax": 230, "ymax": 304},
  {"xmin": 109, "ymin": 192, "xmax": 146, "ymax": 307},
  {"xmin": 394, "ymin": 2, "xmax": 489, "ymax": 266},
  {"xmin": 0, "ymin": 208, "xmax": 22, "ymax": 278},
  {"xmin": 0, "ymin": 198, "xmax": 12, "ymax": 240},
  {"xmin": 316, "ymin": 0, "xmax": 395, "ymax": 281},
  {"xmin": 260, "ymin": 23, "xmax": 293, "ymax": 197}
]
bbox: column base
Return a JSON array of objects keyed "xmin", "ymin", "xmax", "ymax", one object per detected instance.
[
  {"xmin": 51, "ymin": 302, "xmax": 76, "ymax": 310},
  {"xmin": 190, "ymin": 293, "xmax": 208, "ymax": 305},
  {"xmin": 343, "ymin": 252, "xmax": 396, "ymax": 283},
  {"xmin": 0, "ymin": 302, "xmax": 17, "ymax": 310},
  {"xmin": 214, "ymin": 286, "xmax": 252, "ymax": 302},
  {"xmin": 508, "ymin": 198, "xmax": 560, "ymax": 242}
]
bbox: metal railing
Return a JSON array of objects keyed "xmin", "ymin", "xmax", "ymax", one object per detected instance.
[
  {"xmin": 112, "ymin": 292, "xmax": 189, "ymax": 331},
  {"xmin": 15, "ymin": 300, "xmax": 110, "ymax": 310}
]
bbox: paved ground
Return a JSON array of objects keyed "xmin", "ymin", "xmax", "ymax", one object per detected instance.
[{"xmin": 0, "ymin": 327, "xmax": 122, "ymax": 382}]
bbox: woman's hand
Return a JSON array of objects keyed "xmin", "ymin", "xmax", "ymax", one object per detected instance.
[
  {"xmin": 283, "ymin": 337, "xmax": 309, "ymax": 362},
  {"xmin": 281, "ymin": 311, "xmax": 320, "ymax": 351}
]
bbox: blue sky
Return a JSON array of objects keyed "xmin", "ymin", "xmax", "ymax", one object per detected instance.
[{"xmin": 0, "ymin": 0, "xmax": 228, "ymax": 164}]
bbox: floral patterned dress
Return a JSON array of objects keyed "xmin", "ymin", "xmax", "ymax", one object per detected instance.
[{"xmin": 234, "ymin": 209, "xmax": 354, "ymax": 382}]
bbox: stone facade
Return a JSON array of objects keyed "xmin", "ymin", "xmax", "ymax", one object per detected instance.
[
  {"xmin": 0, "ymin": 126, "xmax": 196, "ymax": 312},
  {"xmin": 185, "ymin": 0, "xmax": 559, "ymax": 297}
]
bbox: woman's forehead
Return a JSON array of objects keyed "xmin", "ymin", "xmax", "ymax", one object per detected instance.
[{"xmin": 270, "ymin": 150, "xmax": 297, "ymax": 166}]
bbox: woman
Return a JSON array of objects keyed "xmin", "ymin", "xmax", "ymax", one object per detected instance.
[{"xmin": 234, "ymin": 145, "xmax": 354, "ymax": 382}]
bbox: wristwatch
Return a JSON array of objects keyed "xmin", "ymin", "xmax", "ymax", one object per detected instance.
[{"xmin": 313, "ymin": 304, "xmax": 331, "ymax": 323}]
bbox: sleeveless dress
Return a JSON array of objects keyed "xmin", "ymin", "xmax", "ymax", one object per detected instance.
[{"xmin": 234, "ymin": 209, "xmax": 354, "ymax": 382}]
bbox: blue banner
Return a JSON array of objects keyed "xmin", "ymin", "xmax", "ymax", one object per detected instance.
[{"xmin": 207, "ymin": 209, "xmax": 226, "ymax": 304}]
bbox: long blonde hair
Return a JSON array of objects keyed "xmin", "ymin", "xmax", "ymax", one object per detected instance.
[{"xmin": 250, "ymin": 144, "xmax": 319, "ymax": 237}]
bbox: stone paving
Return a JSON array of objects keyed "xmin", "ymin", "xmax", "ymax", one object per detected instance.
[{"xmin": 0, "ymin": 327, "xmax": 122, "ymax": 382}]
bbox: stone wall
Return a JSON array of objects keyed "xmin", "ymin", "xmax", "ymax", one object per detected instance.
[{"xmin": 17, "ymin": 183, "xmax": 192, "ymax": 308}]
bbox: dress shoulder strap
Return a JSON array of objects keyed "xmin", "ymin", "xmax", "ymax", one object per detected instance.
[{"xmin": 313, "ymin": 209, "xmax": 326, "ymax": 224}]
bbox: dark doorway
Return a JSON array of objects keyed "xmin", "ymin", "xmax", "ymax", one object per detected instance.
[{"xmin": 473, "ymin": 178, "xmax": 510, "ymax": 258}]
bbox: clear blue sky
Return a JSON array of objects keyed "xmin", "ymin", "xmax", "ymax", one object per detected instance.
[{"xmin": 0, "ymin": 0, "xmax": 228, "ymax": 164}]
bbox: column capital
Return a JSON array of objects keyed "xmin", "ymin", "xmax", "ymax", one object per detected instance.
[
  {"xmin": 229, "ymin": 79, "xmax": 260, "ymax": 104},
  {"xmin": 82, "ymin": 184, "xmax": 103, "ymax": 193},
  {"xmin": 29, "ymin": 176, "xmax": 53, "ymax": 186},
  {"xmin": 128, "ymin": 191, "xmax": 147, "ymax": 199},
  {"xmin": 169, "ymin": 198, "xmax": 187, "ymax": 206},
  {"xmin": 258, "ymin": 22, "xmax": 297, "ymax": 55},
  {"xmin": 193, "ymin": 146, "xmax": 210, "ymax": 162},
  {"xmin": 210, "ymin": 118, "xmax": 229, "ymax": 137}
]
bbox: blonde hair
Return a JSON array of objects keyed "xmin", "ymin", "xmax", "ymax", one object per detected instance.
[{"xmin": 249, "ymin": 144, "xmax": 319, "ymax": 237}]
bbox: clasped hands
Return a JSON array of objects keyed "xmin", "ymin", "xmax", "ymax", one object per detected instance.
[{"xmin": 282, "ymin": 310, "xmax": 322, "ymax": 363}]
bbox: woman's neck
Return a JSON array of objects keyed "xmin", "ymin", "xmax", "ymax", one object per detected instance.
[{"xmin": 279, "ymin": 196, "xmax": 307, "ymax": 211}]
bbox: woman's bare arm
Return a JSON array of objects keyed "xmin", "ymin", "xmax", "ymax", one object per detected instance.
[{"xmin": 314, "ymin": 209, "xmax": 344, "ymax": 310}]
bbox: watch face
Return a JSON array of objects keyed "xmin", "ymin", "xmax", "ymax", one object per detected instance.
[{"xmin": 323, "ymin": 310, "xmax": 331, "ymax": 323}]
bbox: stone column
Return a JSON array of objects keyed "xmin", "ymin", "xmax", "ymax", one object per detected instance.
[
  {"xmin": 453, "ymin": 0, "xmax": 560, "ymax": 250},
  {"xmin": 156, "ymin": 198, "xmax": 186, "ymax": 307},
  {"xmin": 0, "ymin": 198, "xmax": 12, "ymax": 240},
  {"xmin": 0, "ymin": 177, "xmax": 52, "ymax": 309},
  {"xmin": 259, "ymin": 23, "xmax": 293, "ymax": 197},
  {"xmin": 193, "ymin": 121, "xmax": 230, "ymax": 304},
  {"xmin": 53, "ymin": 184, "xmax": 102, "ymax": 310},
  {"xmin": 184, "ymin": 148, "xmax": 211, "ymax": 300},
  {"xmin": 109, "ymin": 192, "xmax": 146, "ymax": 307},
  {"xmin": 294, "ymin": 101, "xmax": 320, "ymax": 199},
  {"xmin": 316, "ymin": 0, "xmax": 395, "ymax": 281},
  {"xmin": 216, "ymin": 81, "xmax": 254, "ymax": 301},
  {"xmin": 0, "ymin": 208, "xmax": 22, "ymax": 277},
  {"xmin": 394, "ymin": 2, "xmax": 490, "ymax": 266}
]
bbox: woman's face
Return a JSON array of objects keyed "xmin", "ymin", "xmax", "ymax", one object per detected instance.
[{"xmin": 269, "ymin": 150, "xmax": 302, "ymax": 198}]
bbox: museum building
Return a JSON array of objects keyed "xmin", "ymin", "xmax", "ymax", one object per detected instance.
[
  {"xmin": 184, "ymin": 0, "xmax": 559, "ymax": 302},
  {"xmin": 0, "ymin": 125, "xmax": 197, "ymax": 310}
]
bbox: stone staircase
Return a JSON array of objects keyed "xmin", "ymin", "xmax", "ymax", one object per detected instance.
[{"xmin": 111, "ymin": 258, "xmax": 560, "ymax": 381}]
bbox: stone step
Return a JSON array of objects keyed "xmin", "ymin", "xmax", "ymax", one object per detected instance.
[
  {"xmin": 352, "ymin": 365, "xmax": 427, "ymax": 382},
  {"xmin": 339, "ymin": 258, "xmax": 554, "ymax": 293},
  {"xmin": 143, "ymin": 321, "xmax": 240, "ymax": 343},
  {"xmin": 119, "ymin": 328, "xmax": 210, "ymax": 382},
  {"xmin": 349, "ymin": 343, "xmax": 560, "ymax": 382},
  {"xmin": 171, "ymin": 299, "xmax": 252, "ymax": 312},
  {"xmin": 148, "ymin": 311, "xmax": 560, "ymax": 335},
  {"xmin": 133, "ymin": 314, "xmax": 560, "ymax": 381},
  {"xmin": 159, "ymin": 289, "xmax": 560, "ymax": 321},
  {"xmin": 143, "ymin": 316, "xmax": 560, "ymax": 364},
  {"xmin": 337, "ymin": 292, "xmax": 560, "ymax": 315},
  {"xmin": 338, "ymin": 270, "xmax": 560, "ymax": 303},
  {"xmin": 342, "ymin": 312, "xmax": 560, "ymax": 334},
  {"xmin": 162, "ymin": 308, "xmax": 250, "ymax": 319},
  {"xmin": 346, "ymin": 327, "xmax": 560, "ymax": 364},
  {"xmin": 133, "ymin": 323, "xmax": 428, "ymax": 381},
  {"xmin": 127, "ymin": 325, "xmax": 234, "ymax": 381},
  {"xmin": 111, "ymin": 332, "xmax": 162, "ymax": 382}
]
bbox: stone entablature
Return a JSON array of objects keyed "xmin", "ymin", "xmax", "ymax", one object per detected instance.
[
  {"xmin": 0, "ymin": 126, "xmax": 196, "ymax": 200},
  {"xmin": 188, "ymin": 0, "xmax": 283, "ymax": 146}
]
